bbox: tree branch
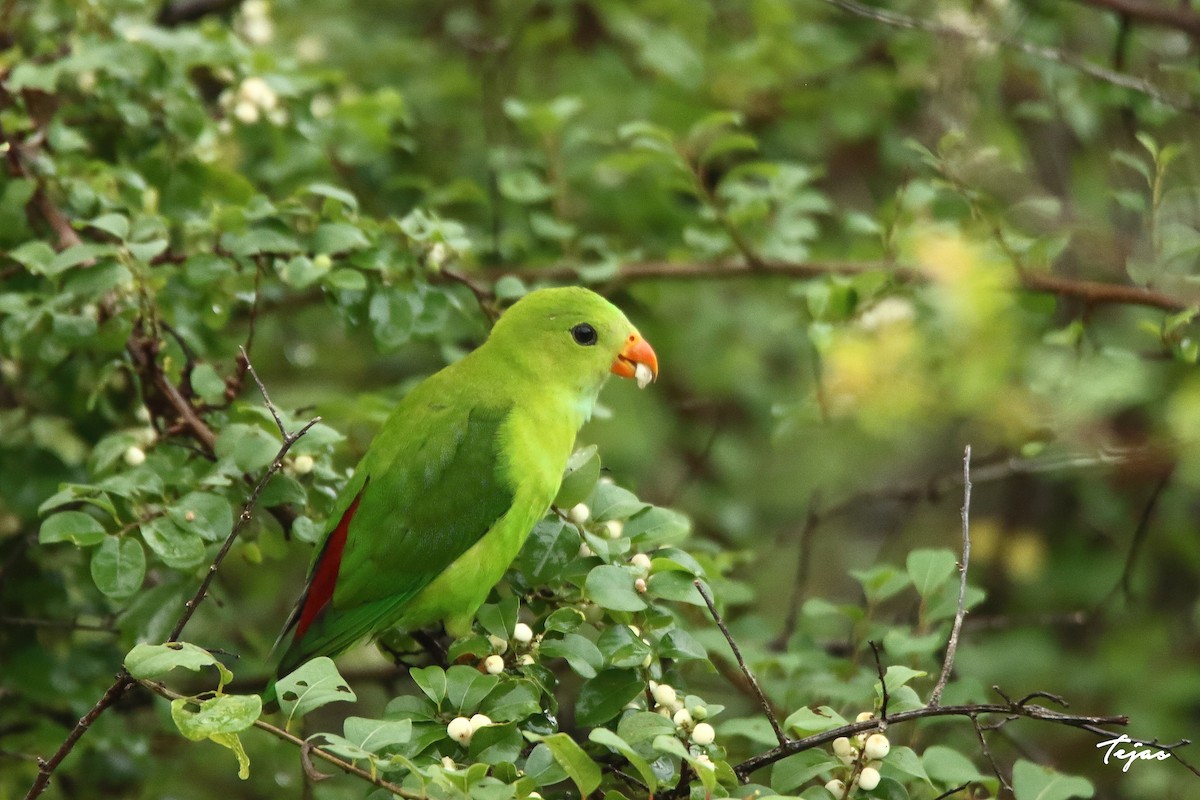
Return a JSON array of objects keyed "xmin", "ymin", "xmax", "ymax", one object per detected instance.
[
  {"xmin": 138, "ymin": 680, "xmax": 425, "ymax": 799},
  {"xmin": 24, "ymin": 353, "xmax": 319, "ymax": 800},
  {"xmin": 820, "ymin": 0, "xmax": 1200, "ymax": 115},
  {"xmin": 1068, "ymin": 0, "xmax": 1200, "ymax": 38},
  {"xmin": 734, "ymin": 698, "xmax": 1129, "ymax": 779},
  {"xmin": 930, "ymin": 444, "xmax": 972, "ymax": 708},
  {"xmin": 694, "ymin": 580, "xmax": 787, "ymax": 746}
]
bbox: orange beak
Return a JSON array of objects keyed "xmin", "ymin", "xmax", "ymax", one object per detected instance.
[{"xmin": 611, "ymin": 331, "xmax": 659, "ymax": 388}]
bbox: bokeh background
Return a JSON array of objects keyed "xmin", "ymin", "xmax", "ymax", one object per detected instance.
[{"xmin": 2, "ymin": 0, "xmax": 1200, "ymax": 798}]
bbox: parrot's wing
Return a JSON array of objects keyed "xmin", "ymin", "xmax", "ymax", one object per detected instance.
[{"xmin": 274, "ymin": 402, "xmax": 515, "ymax": 674}]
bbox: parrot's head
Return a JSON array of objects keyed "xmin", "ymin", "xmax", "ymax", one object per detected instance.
[{"xmin": 488, "ymin": 287, "xmax": 659, "ymax": 393}]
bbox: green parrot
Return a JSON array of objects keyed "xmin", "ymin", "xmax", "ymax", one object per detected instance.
[{"xmin": 267, "ymin": 286, "xmax": 658, "ymax": 696}]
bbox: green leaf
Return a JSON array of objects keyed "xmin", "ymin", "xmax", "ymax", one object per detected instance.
[
  {"xmin": 589, "ymin": 728, "xmax": 658, "ymax": 793},
  {"xmin": 313, "ymin": 222, "xmax": 370, "ymax": 254},
  {"xmin": 445, "ymin": 664, "xmax": 500, "ymax": 713},
  {"xmin": 475, "ymin": 596, "xmax": 519, "ymax": 640},
  {"xmin": 40, "ymin": 510, "xmax": 106, "ymax": 546},
  {"xmin": 771, "ymin": 748, "xmax": 840, "ymax": 793},
  {"xmin": 369, "ymin": 287, "xmax": 415, "ymax": 351},
  {"xmin": 170, "ymin": 693, "xmax": 261, "ymax": 741},
  {"xmin": 646, "ymin": 572, "xmax": 708, "ymax": 605},
  {"xmin": 276, "ymin": 657, "xmax": 356, "ymax": 726},
  {"xmin": 215, "ymin": 424, "xmax": 280, "ymax": 472},
  {"xmin": 589, "ymin": 483, "xmax": 648, "ymax": 521},
  {"xmin": 554, "ymin": 446, "xmax": 600, "ymax": 508},
  {"xmin": 168, "ymin": 492, "xmax": 233, "ymax": 543},
  {"xmin": 576, "ymin": 669, "xmax": 643, "ymax": 726},
  {"xmin": 850, "ymin": 564, "xmax": 912, "ymax": 604},
  {"xmin": 86, "ymin": 213, "xmax": 130, "ymax": 240},
  {"xmin": 782, "ymin": 706, "xmax": 847, "ymax": 737},
  {"xmin": 875, "ymin": 665, "xmax": 927, "ymax": 701},
  {"xmin": 305, "ymin": 182, "xmax": 359, "ymax": 211},
  {"xmin": 208, "ymin": 732, "xmax": 252, "ymax": 780},
  {"xmin": 90, "ymin": 536, "xmax": 145, "ymax": 598},
  {"xmin": 518, "ymin": 519, "xmax": 577, "ymax": 583},
  {"xmin": 141, "ymin": 516, "xmax": 207, "ymax": 569},
  {"xmin": 125, "ymin": 642, "xmax": 233, "ymax": 688},
  {"xmin": 883, "ymin": 746, "xmax": 933, "ymax": 786},
  {"xmin": 623, "ymin": 507, "xmax": 691, "ymax": 547},
  {"xmin": 324, "ymin": 268, "xmax": 368, "ymax": 291},
  {"xmin": 342, "ymin": 716, "xmax": 412, "ymax": 753},
  {"xmin": 468, "ymin": 722, "xmax": 522, "ymax": 765},
  {"xmin": 538, "ymin": 732, "xmax": 601, "ymax": 796},
  {"xmin": 523, "ymin": 743, "xmax": 569, "ymax": 787},
  {"xmin": 1012, "ymin": 760, "xmax": 1094, "ymax": 800},
  {"xmin": 480, "ymin": 680, "xmax": 541, "ymax": 723},
  {"xmin": 585, "ymin": 565, "xmax": 648, "ymax": 612},
  {"xmin": 617, "ymin": 711, "xmax": 676, "ymax": 745},
  {"xmin": 411, "ymin": 665, "xmax": 448, "ymax": 706},
  {"xmin": 191, "ymin": 364, "xmax": 227, "ymax": 406},
  {"xmin": 540, "ymin": 633, "xmax": 604, "ymax": 678},
  {"xmin": 907, "ymin": 548, "xmax": 958, "ymax": 598},
  {"xmin": 923, "ymin": 745, "xmax": 986, "ymax": 786}
]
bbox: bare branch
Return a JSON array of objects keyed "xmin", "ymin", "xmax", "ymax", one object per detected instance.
[
  {"xmin": 694, "ymin": 579, "xmax": 788, "ymax": 747},
  {"xmin": 930, "ymin": 444, "xmax": 972, "ymax": 708},
  {"xmin": 868, "ymin": 640, "xmax": 889, "ymax": 722},
  {"xmin": 821, "ymin": 0, "xmax": 1200, "ymax": 115},
  {"xmin": 734, "ymin": 698, "xmax": 1128, "ymax": 779},
  {"xmin": 972, "ymin": 714, "xmax": 1013, "ymax": 794},
  {"xmin": 1067, "ymin": 0, "xmax": 1200, "ymax": 38},
  {"xmin": 138, "ymin": 680, "xmax": 425, "ymax": 799},
  {"xmin": 24, "ymin": 357, "xmax": 318, "ymax": 800}
]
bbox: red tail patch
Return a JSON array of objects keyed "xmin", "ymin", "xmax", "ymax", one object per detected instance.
[{"xmin": 295, "ymin": 489, "xmax": 364, "ymax": 638}]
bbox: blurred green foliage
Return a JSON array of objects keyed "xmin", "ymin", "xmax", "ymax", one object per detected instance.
[{"xmin": 2, "ymin": 0, "xmax": 1200, "ymax": 798}]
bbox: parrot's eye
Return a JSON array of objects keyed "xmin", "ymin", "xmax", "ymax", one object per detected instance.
[{"xmin": 570, "ymin": 323, "xmax": 598, "ymax": 346}]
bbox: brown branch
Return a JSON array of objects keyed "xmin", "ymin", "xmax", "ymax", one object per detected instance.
[
  {"xmin": 137, "ymin": 680, "xmax": 425, "ymax": 799},
  {"xmin": 24, "ymin": 354, "xmax": 318, "ymax": 800},
  {"xmin": 156, "ymin": 0, "xmax": 242, "ymax": 27},
  {"xmin": 694, "ymin": 580, "xmax": 787, "ymax": 746},
  {"xmin": 0, "ymin": 118, "xmax": 83, "ymax": 253},
  {"xmin": 483, "ymin": 258, "xmax": 1197, "ymax": 312},
  {"xmin": 821, "ymin": 0, "xmax": 1200, "ymax": 115},
  {"xmin": 868, "ymin": 640, "xmax": 889, "ymax": 722},
  {"xmin": 930, "ymin": 445, "xmax": 972, "ymax": 708},
  {"xmin": 972, "ymin": 714, "xmax": 1013, "ymax": 794},
  {"xmin": 1068, "ymin": 0, "xmax": 1200, "ymax": 38},
  {"xmin": 734, "ymin": 698, "xmax": 1129, "ymax": 779}
]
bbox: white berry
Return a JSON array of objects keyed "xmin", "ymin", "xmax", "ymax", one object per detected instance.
[
  {"xmin": 518, "ymin": 654, "xmax": 535, "ymax": 666},
  {"xmin": 691, "ymin": 722, "xmax": 715, "ymax": 746},
  {"xmin": 832, "ymin": 736, "xmax": 853, "ymax": 756},
  {"xmin": 858, "ymin": 766, "xmax": 881, "ymax": 791},
  {"xmin": 672, "ymin": 708, "xmax": 693, "ymax": 728},
  {"xmin": 604, "ymin": 519, "xmax": 623, "ymax": 539},
  {"xmin": 864, "ymin": 733, "xmax": 890, "ymax": 760},
  {"xmin": 690, "ymin": 705, "xmax": 708, "ymax": 720},
  {"xmin": 635, "ymin": 577, "xmax": 647, "ymax": 593},
  {"xmin": 855, "ymin": 711, "xmax": 874, "ymax": 723},
  {"xmin": 124, "ymin": 446, "xmax": 146, "ymax": 466},
  {"xmin": 292, "ymin": 454, "xmax": 314, "ymax": 474},
  {"xmin": 441, "ymin": 756, "xmax": 456, "ymax": 770},
  {"xmin": 513, "ymin": 622, "xmax": 534, "ymax": 644},
  {"xmin": 651, "ymin": 683, "xmax": 676, "ymax": 707},
  {"xmin": 446, "ymin": 716, "xmax": 473, "ymax": 744},
  {"xmin": 824, "ymin": 778, "xmax": 846, "ymax": 796},
  {"xmin": 469, "ymin": 713, "xmax": 493, "ymax": 732},
  {"xmin": 484, "ymin": 655, "xmax": 505, "ymax": 675},
  {"xmin": 631, "ymin": 552, "xmax": 652, "ymax": 571},
  {"xmin": 568, "ymin": 503, "xmax": 590, "ymax": 524}
]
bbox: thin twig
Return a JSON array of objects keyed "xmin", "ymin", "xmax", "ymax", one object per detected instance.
[
  {"xmin": 734, "ymin": 698, "xmax": 1128, "ymax": 778},
  {"xmin": 1068, "ymin": 0, "xmax": 1200, "ymax": 38},
  {"xmin": 930, "ymin": 444, "xmax": 972, "ymax": 708},
  {"xmin": 868, "ymin": 640, "xmax": 889, "ymax": 722},
  {"xmin": 771, "ymin": 496, "xmax": 821, "ymax": 651},
  {"xmin": 932, "ymin": 784, "xmax": 973, "ymax": 800},
  {"xmin": 821, "ymin": 0, "xmax": 1200, "ymax": 115},
  {"xmin": 138, "ymin": 680, "xmax": 425, "ymax": 799},
  {"xmin": 24, "ymin": 355, "xmax": 318, "ymax": 800},
  {"xmin": 972, "ymin": 714, "xmax": 1013, "ymax": 794},
  {"xmin": 0, "ymin": 616, "xmax": 116, "ymax": 634},
  {"xmin": 694, "ymin": 579, "xmax": 787, "ymax": 746}
]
